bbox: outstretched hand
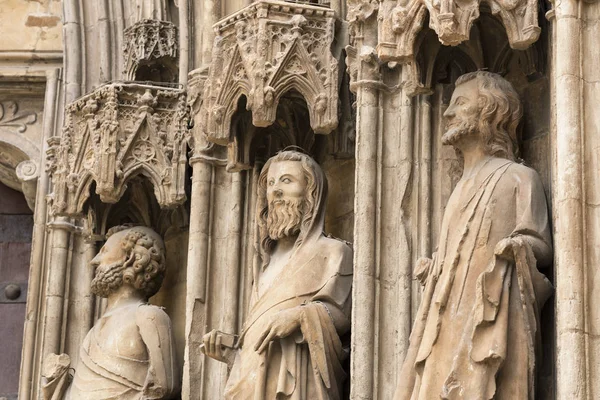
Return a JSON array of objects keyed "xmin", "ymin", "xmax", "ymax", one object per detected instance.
[{"xmin": 254, "ymin": 306, "xmax": 304, "ymax": 353}]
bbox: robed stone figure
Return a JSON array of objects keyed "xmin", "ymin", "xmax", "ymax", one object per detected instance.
[
  {"xmin": 42, "ymin": 226, "xmax": 179, "ymax": 400},
  {"xmin": 394, "ymin": 72, "xmax": 553, "ymax": 400},
  {"xmin": 203, "ymin": 151, "xmax": 353, "ymax": 399}
]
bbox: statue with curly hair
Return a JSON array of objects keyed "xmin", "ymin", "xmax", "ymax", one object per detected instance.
[
  {"xmin": 42, "ymin": 226, "xmax": 179, "ymax": 400},
  {"xmin": 203, "ymin": 151, "xmax": 353, "ymax": 399},
  {"xmin": 394, "ymin": 72, "xmax": 553, "ymax": 400}
]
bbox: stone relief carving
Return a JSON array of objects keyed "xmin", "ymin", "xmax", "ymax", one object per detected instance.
[
  {"xmin": 203, "ymin": 151, "xmax": 353, "ymax": 399},
  {"xmin": 377, "ymin": 0, "xmax": 541, "ymax": 63},
  {"xmin": 123, "ymin": 19, "xmax": 178, "ymax": 82},
  {"xmin": 0, "ymin": 101, "xmax": 37, "ymax": 133},
  {"xmin": 395, "ymin": 72, "xmax": 552, "ymax": 399},
  {"xmin": 47, "ymin": 83, "xmax": 190, "ymax": 217},
  {"xmin": 346, "ymin": 0, "xmax": 542, "ymax": 96},
  {"xmin": 199, "ymin": 1, "xmax": 339, "ymax": 146},
  {"xmin": 42, "ymin": 225, "xmax": 179, "ymax": 399},
  {"xmin": 16, "ymin": 159, "xmax": 39, "ymax": 210}
]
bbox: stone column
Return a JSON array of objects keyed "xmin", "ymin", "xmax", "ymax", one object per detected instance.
[
  {"xmin": 179, "ymin": 0, "xmax": 190, "ymax": 84},
  {"xmin": 63, "ymin": 0, "xmax": 83, "ymax": 103},
  {"xmin": 18, "ymin": 68, "xmax": 61, "ymax": 400},
  {"xmin": 552, "ymin": 0, "xmax": 600, "ymax": 398},
  {"xmin": 182, "ymin": 156, "xmax": 213, "ymax": 398},
  {"xmin": 550, "ymin": 1, "xmax": 587, "ymax": 399},
  {"xmin": 40, "ymin": 220, "xmax": 74, "ymax": 360},
  {"xmin": 348, "ymin": 41, "xmax": 382, "ymax": 400},
  {"xmin": 222, "ymin": 172, "xmax": 244, "ymax": 334},
  {"xmin": 64, "ymin": 237, "xmax": 96, "ymax": 368}
]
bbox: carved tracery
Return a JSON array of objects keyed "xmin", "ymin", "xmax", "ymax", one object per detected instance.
[
  {"xmin": 347, "ymin": 0, "xmax": 543, "ymax": 95},
  {"xmin": 199, "ymin": 0, "xmax": 339, "ymax": 148},
  {"xmin": 47, "ymin": 83, "xmax": 190, "ymax": 217},
  {"xmin": 376, "ymin": 0, "xmax": 541, "ymax": 63},
  {"xmin": 123, "ymin": 19, "xmax": 179, "ymax": 82}
]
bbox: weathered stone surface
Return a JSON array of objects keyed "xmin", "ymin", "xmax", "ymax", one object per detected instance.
[
  {"xmin": 42, "ymin": 226, "xmax": 179, "ymax": 400},
  {"xmin": 48, "ymin": 83, "xmax": 190, "ymax": 216},
  {"xmin": 396, "ymin": 71, "xmax": 552, "ymax": 399},
  {"xmin": 2, "ymin": 0, "xmax": 600, "ymax": 399},
  {"xmin": 202, "ymin": 151, "xmax": 352, "ymax": 399},
  {"xmin": 199, "ymin": 1, "xmax": 339, "ymax": 147}
]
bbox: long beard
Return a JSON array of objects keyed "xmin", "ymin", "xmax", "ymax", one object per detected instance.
[
  {"xmin": 441, "ymin": 118, "xmax": 478, "ymax": 146},
  {"xmin": 267, "ymin": 199, "xmax": 304, "ymax": 240},
  {"xmin": 90, "ymin": 260, "xmax": 128, "ymax": 298}
]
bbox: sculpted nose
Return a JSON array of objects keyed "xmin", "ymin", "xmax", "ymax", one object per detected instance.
[
  {"xmin": 90, "ymin": 255, "xmax": 100, "ymax": 269},
  {"xmin": 443, "ymin": 104, "xmax": 455, "ymax": 119}
]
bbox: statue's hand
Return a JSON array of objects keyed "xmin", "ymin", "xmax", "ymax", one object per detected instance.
[
  {"xmin": 202, "ymin": 330, "xmax": 236, "ymax": 365},
  {"xmin": 255, "ymin": 306, "xmax": 303, "ymax": 353},
  {"xmin": 414, "ymin": 257, "xmax": 433, "ymax": 286},
  {"xmin": 494, "ymin": 236, "xmax": 524, "ymax": 261}
]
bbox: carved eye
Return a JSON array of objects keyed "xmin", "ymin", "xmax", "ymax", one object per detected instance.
[
  {"xmin": 268, "ymin": 179, "xmax": 275, "ymax": 186},
  {"xmin": 282, "ymin": 177, "xmax": 291, "ymax": 184}
]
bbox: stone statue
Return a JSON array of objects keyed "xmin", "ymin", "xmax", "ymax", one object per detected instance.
[
  {"xmin": 394, "ymin": 71, "xmax": 553, "ymax": 400},
  {"xmin": 42, "ymin": 225, "xmax": 179, "ymax": 400},
  {"xmin": 203, "ymin": 151, "xmax": 353, "ymax": 399}
]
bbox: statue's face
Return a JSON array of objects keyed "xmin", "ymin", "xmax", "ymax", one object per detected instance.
[
  {"xmin": 442, "ymin": 78, "xmax": 480, "ymax": 146},
  {"xmin": 90, "ymin": 230, "xmax": 128, "ymax": 297},
  {"xmin": 266, "ymin": 161, "xmax": 307, "ymax": 240}
]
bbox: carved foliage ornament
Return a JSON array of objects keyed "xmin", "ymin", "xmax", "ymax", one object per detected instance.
[
  {"xmin": 199, "ymin": 0, "xmax": 339, "ymax": 146},
  {"xmin": 47, "ymin": 83, "xmax": 190, "ymax": 216},
  {"xmin": 375, "ymin": 0, "xmax": 541, "ymax": 63},
  {"xmin": 123, "ymin": 19, "xmax": 178, "ymax": 80},
  {"xmin": 0, "ymin": 101, "xmax": 37, "ymax": 133}
]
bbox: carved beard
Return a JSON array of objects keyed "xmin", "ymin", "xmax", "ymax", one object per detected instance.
[
  {"xmin": 267, "ymin": 198, "xmax": 304, "ymax": 240},
  {"xmin": 90, "ymin": 260, "xmax": 128, "ymax": 298},
  {"xmin": 441, "ymin": 117, "xmax": 479, "ymax": 146}
]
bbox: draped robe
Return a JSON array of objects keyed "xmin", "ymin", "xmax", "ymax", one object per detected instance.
[
  {"xmin": 224, "ymin": 237, "xmax": 352, "ymax": 400},
  {"xmin": 224, "ymin": 159, "xmax": 353, "ymax": 400},
  {"xmin": 395, "ymin": 158, "xmax": 552, "ymax": 400},
  {"xmin": 66, "ymin": 303, "xmax": 178, "ymax": 400}
]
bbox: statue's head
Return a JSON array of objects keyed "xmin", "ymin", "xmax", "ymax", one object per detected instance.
[
  {"xmin": 90, "ymin": 225, "xmax": 166, "ymax": 299},
  {"xmin": 442, "ymin": 71, "xmax": 522, "ymax": 160},
  {"xmin": 257, "ymin": 151, "xmax": 325, "ymax": 265}
]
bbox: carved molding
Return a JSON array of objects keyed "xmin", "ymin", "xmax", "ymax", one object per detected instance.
[
  {"xmin": 377, "ymin": 0, "xmax": 541, "ymax": 63},
  {"xmin": 47, "ymin": 83, "xmax": 190, "ymax": 217},
  {"xmin": 199, "ymin": 0, "xmax": 339, "ymax": 146},
  {"xmin": 123, "ymin": 19, "xmax": 178, "ymax": 81},
  {"xmin": 16, "ymin": 160, "xmax": 39, "ymax": 211}
]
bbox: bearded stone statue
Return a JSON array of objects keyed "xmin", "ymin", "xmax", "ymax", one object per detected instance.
[
  {"xmin": 395, "ymin": 71, "xmax": 553, "ymax": 399},
  {"xmin": 42, "ymin": 226, "xmax": 179, "ymax": 400},
  {"xmin": 203, "ymin": 151, "xmax": 353, "ymax": 399}
]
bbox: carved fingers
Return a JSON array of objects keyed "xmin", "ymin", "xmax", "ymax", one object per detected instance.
[
  {"xmin": 202, "ymin": 330, "xmax": 226, "ymax": 362},
  {"xmin": 254, "ymin": 307, "xmax": 303, "ymax": 353}
]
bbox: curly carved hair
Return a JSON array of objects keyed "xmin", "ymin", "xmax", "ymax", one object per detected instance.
[
  {"xmin": 455, "ymin": 71, "xmax": 523, "ymax": 160},
  {"xmin": 256, "ymin": 151, "xmax": 322, "ymax": 268},
  {"xmin": 106, "ymin": 225, "xmax": 166, "ymax": 298}
]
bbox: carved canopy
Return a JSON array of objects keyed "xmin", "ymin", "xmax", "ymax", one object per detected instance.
[
  {"xmin": 123, "ymin": 19, "xmax": 179, "ymax": 82},
  {"xmin": 372, "ymin": 0, "xmax": 541, "ymax": 63},
  {"xmin": 47, "ymin": 83, "xmax": 190, "ymax": 216},
  {"xmin": 199, "ymin": 0, "xmax": 339, "ymax": 146}
]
